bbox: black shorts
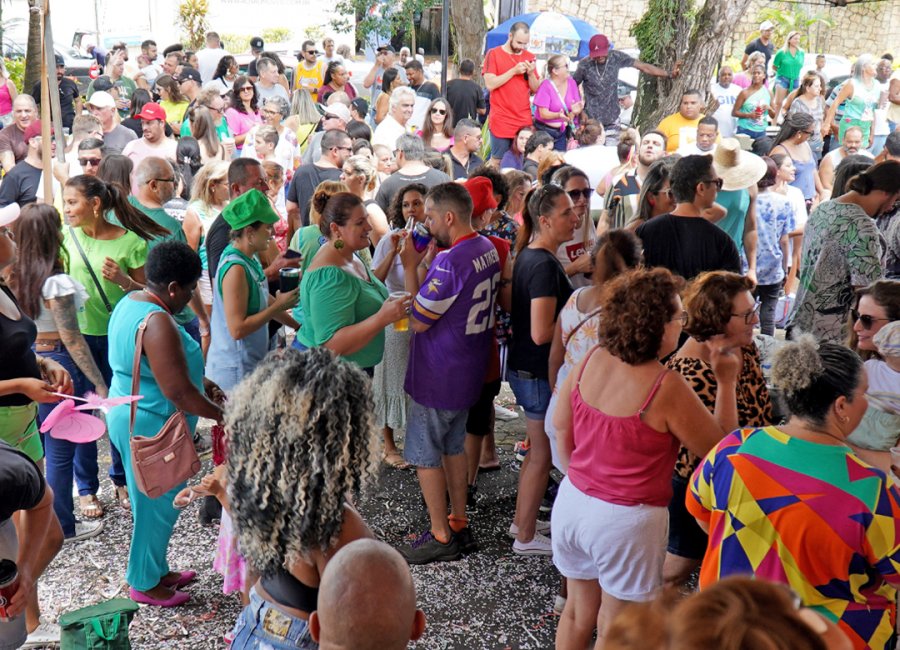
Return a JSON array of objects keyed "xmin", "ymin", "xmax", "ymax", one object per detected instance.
[
  {"xmin": 667, "ymin": 474, "xmax": 708, "ymax": 560},
  {"xmin": 465, "ymin": 379, "xmax": 502, "ymax": 437}
]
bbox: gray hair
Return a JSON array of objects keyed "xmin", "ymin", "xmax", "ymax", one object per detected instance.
[
  {"xmin": 13, "ymin": 94, "xmax": 36, "ymax": 109},
  {"xmin": 395, "ymin": 133, "xmax": 424, "ymax": 160},
  {"xmin": 388, "ymin": 86, "xmax": 416, "ymax": 111},
  {"xmin": 265, "ymin": 96, "xmax": 290, "ymax": 120},
  {"xmin": 851, "ymin": 54, "xmax": 874, "ymax": 80},
  {"xmin": 134, "ymin": 156, "xmax": 172, "ymax": 186}
]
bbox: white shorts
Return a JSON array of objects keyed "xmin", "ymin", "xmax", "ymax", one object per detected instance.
[{"xmin": 551, "ymin": 476, "xmax": 668, "ymax": 602}]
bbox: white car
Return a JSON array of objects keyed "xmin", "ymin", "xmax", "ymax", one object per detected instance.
[{"xmin": 799, "ymin": 53, "xmax": 851, "ymax": 82}]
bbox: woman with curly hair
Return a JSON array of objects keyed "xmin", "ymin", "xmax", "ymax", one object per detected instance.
[
  {"xmin": 664, "ymin": 271, "xmax": 773, "ymax": 591},
  {"xmin": 689, "ymin": 335, "xmax": 900, "ymax": 650},
  {"xmin": 226, "ymin": 347, "xmax": 376, "ymax": 648},
  {"xmin": 224, "ymin": 75, "xmax": 261, "ymax": 152},
  {"xmin": 318, "ymin": 61, "xmax": 357, "ymax": 105},
  {"xmin": 207, "ymin": 55, "xmax": 239, "ymax": 95},
  {"xmin": 370, "ymin": 183, "xmax": 428, "ymax": 469},
  {"xmin": 552, "ymin": 267, "xmax": 739, "ymax": 649}
]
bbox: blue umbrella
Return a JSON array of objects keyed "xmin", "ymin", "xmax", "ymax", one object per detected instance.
[{"xmin": 484, "ymin": 11, "xmax": 601, "ymax": 60}]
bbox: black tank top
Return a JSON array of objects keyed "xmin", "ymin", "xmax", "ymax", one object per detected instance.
[
  {"xmin": 260, "ymin": 568, "xmax": 319, "ymax": 613},
  {"xmin": 0, "ymin": 285, "xmax": 41, "ymax": 407}
]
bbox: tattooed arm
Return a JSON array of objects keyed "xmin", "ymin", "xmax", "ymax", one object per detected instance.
[{"xmin": 47, "ymin": 294, "xmax": 109, "ymax": 397}]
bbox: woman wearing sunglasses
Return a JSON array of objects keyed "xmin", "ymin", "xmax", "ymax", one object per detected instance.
[
  {"xmin": 551, "ymin": 166, "xmax": 596, "ymax": 289},
  {"xmin": 787, "ymin": 161, "xmax": 900, "ymax": 344},
  {"xmin": 664, "ymin": 270, "xmax": 774, "ymax": 591},
  {"xmin": 629, "ymin": 157, "xmax": 677, "ymax": 232},
  {"xmin": 224, "ymin": 75, "xmax": 261, "ymax": 152},
  {"xmin": 419, "ymin": 98, "xmax": 454, "ymax": 152}
]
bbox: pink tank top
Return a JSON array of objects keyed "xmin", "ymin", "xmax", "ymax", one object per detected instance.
[
  {"xmin": 0, "ymin": 82, "xmax": 12, "ymax": 116},
  {"xmin": 567, "ymin": 348, "xmax": 679, "ymax": 507}
]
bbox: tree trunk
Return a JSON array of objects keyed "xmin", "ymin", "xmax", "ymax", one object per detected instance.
[
  {"xmin": 24, "ymin": 0, "xmax": 42, "ymax": 94},
  {"xmin": 632, "ymin": 0, "xmax": 754, "ymax": 131},
  {"xmin": 449, "ymin": 0, "xmax": 485, "ymax": 81}
]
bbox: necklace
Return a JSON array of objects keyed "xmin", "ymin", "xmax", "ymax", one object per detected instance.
[
  {"xmin": 142, "ymin": 288, "xmax": 173, "ymax": 314},
  {"xmin": 797, "ymin": 425, "xmax": 850, "ymax": 449}
]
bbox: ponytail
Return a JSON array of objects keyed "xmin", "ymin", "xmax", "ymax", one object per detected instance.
[
  {"xmin": 105, "ymin": 183, "xmax": 170, "ymax": 241},
  {"xmin": 515, "ymin": 184, "xmax": 567, "ymax": 254},
  {"xmin": 847, "ymin": 160, "xmax": 900, "ymax": 196}
]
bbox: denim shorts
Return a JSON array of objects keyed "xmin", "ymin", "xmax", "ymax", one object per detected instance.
[
  {"xmin": 489, "ymin": 132, "xmax": 513, "ymax": 161},
  {"xmin": 404, "ymin": 399, "xmax": 467, "ymax": 468},
  {"xmin": 666, "ymin": 474, "xmax": 708, "ymax": 560},
  {"xmin": 507, "ymin": 369, "xmax": 551, "ymax": 420},
  {"xmin": 230, "ymin": 588, "xmax": 317, "ymax": 650},
  {"xmin": 774, "ymin": 75, "xmax": 798, "ymax": 91}
]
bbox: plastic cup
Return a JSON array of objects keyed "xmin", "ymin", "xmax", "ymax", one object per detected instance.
[{"xmin": 390, "ymin": 291, "xmax": 411, "ymax": 331}]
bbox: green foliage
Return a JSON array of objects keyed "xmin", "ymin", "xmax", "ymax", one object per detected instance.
[
  {"xmin": 330, "ymin": 0, "xmax": 431, "ymax": 51},
  {"xmin": 631, "ymin": 0, "xmax": 688, "ymax": 64},
  {"xmin": 262, "ymin": 28, "xmax": 293, "ymax": 45},
  {"xmin": 756, "ymin": 4, "xmax": 834, "ymax": 51},
  {"xmin": 177, "ymin": 0, "xmax": 210, "ymax": 51},
  {"xmin": 3, "ymin": 57, "xmax": 23, "ymax": 92},
  {"xmin": 221, "ymin": 34, "xmax": 251, "ymax": 54}
]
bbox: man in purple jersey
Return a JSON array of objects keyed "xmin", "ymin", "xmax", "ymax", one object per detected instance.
[{"xmin": 398, "ymin": 183, "xmax": 501, "ymax": 565}]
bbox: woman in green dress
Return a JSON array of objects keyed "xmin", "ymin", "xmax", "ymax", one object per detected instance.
[
  {"xmin": 106, "ymin": 242, "xmax": 224, "ymax": 607},
  {"xmin": 294, "ymin": 192, "xmax": 411, "ymax": 373}
]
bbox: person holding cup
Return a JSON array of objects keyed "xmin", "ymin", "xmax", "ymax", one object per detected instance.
[
  {"xmin": 205, "ymin": 189, "xmax": 300, "ymax": 393},
  {"xmin": 294, "ymin": 191, "xmax": 411, "ymax": 375}
]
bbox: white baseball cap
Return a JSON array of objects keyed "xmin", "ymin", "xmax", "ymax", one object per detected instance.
[
  {"xmin": 0, "ymin": 203, "xmax": 21, "ymax": 228},
  {"xmin": 87, "ymin": 91, "xmax": 116, "ymax": 109},
  {"xmin": 760, "ymin": 20, "xmax": 774, "ymax": 31}
]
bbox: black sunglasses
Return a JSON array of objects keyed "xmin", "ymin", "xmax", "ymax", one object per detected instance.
[
  {"xmin": 701, "ymin": 178, "xmax": 724, "ymax": 190},
  {"xmin": 78, "ymin": 157, "xmax": 102, "ymax": 167},
  {"xmin": 431, "ymin": 108, "xmax": 447, "ymax": 115},
  {"xmin": 851, "ymin": 309, "xmax": 890, "ymax": 330},
  {"xmin": 567, "ymin": 188, "xmax": 593, "ymax": 201}
]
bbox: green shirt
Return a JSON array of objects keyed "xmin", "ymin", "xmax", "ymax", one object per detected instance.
[
  {"xmin": 63, "ymin": 227, "xmax": 148, "ymax": 335},
  {"xmin": 773, "ymin": 48, "xmax": 805, "ymax": 81},
  {"xmin": 180, "ymin": 114, "xmax": 233, "ymax": 140},
  {"xmin": 297, "ymin": 263, "xmax": 388, "ymax": 368},
  {"xmin": 715, "ymin": 189, "xmax": 750, "ymax": 254},
  {"xmin": 288, "ymin": 225, "xmax": 324, "ymax": 328},
  {"xmin": 216, "ymin": 244, "xmax": 267, "ymax": 316},
  {"xmin": 86, "ymin": 76, "xmax": 138, "ymax": 118}
]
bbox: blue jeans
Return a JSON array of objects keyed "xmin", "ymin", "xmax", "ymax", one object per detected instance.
[
  {"xmin": 83, "ymin": 334, "xmax": 127, "ymax": 487},
  {"xmin": 489, "ymin": 132, "xmax": 513, "ymax": 161},
  {"xmin": 35, "ymin": 343, "xmax": 100, "ymax": 537},
  {"xmin": 754, "ymin": 282, "xmax": 782, "ymax": 338},
  {"xmin": 507, "ymin": 369, "xmax": 551, "ymax": 420},
  {"xmin": 230, "ymin": 588, "xmax": 317, "ymax": 650},
  {"xmin": 737, "ymin": 126, "xmax": 766, "ymax": 140},
  {"xmin": 182, "ymin": 316, "xmax": 201, "ymax": 344}
]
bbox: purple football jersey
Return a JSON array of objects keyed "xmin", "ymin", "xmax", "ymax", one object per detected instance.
[{"xmin": 405, "ymin": 233, "xmax": 501, "ymax": 410}]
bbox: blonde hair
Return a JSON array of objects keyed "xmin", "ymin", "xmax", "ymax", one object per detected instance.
[
  {"xmin": 189, "ymin": 160, "xmax": 229, "ymax": 207},
  {"xmin": 343, "ymin": 154, "xmax": 377, "ymax": 193},
  {"xmin": 309, "ymin": 180, "xmax": 350, "ymax": 226}
]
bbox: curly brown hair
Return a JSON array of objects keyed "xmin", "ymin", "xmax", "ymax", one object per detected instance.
[
  {"xmin": 683, "ymin": 271, "xmax": 754, "ymax": 342},
  {"xmin": 600, "ymin": 268, "xmax": 684, "ymax": 364}
]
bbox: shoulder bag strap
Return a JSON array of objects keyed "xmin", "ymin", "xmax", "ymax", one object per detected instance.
[
  {"xmin": 67, "ymin": 226, "xmax": 113, "ymax": 313},
  {"xmin": 563, "ymin": 306, "xmax": 603, "ymax": 350},
  {"xmin": 128, "ymin": 311, "xmax": 168, "ymax": 436}
]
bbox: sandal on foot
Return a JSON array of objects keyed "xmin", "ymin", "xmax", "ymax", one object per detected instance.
[
  {"xmin": 115, "ymin": 485, "xmax": 131, "ymax": 509},
  {"xmin": 79, "ymin": 494, "xmax": 104, "ymax": 519},
  {"xmin": 478, "ymin": 460, "xmax": 501, "ymax": 472},
  {"xmin": 382, "ymin": 451, "xmax": 410, "ymax": 470}
]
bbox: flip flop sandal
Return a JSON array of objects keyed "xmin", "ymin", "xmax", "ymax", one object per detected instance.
[
  {"xmin": 115, "ymin": 485, "xmax": 131, "ymax": 509},
  {"xmin": 382, "ymin": 452, "xmax": 411, "ymax": 470},
  {"xmin": 79, "ymin": 494, "xmax": 104, "ymax": 519}
]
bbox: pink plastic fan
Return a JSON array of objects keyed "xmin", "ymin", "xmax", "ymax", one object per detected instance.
[{"xmin": 39, "ymin": 399, "xmax": 105, "ymax": 443}]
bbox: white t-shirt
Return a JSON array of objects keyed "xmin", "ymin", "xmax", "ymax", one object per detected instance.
[
  {"xmin": 372, "ymin": 115, "xmax": 412, "ymax": 149},
  {"xmin": 563, "ymin": 144, "xmax": 620, "ymax": 212},
  {"xmin": 711, "ymin": 82, "xmax": 741, "ymax": 138},
  {"xmin": 555, "ymin": 216, "xmax": 596, "ymax": 289},
  {"xmin": 866, "ymin": 358, "xmax": 900, "ymax": 394},
  {"xmin": 196, "ymin": 47, "xmax": 232, "ymax": 83}
]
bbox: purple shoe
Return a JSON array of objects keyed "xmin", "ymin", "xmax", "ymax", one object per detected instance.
[
  {"xmin": 160, "ymin": 570, "xmax": 197, "ymax": 589},
  {"xmin": 129, "ymin": 587, "xmax": 191, "ymax": 607}
]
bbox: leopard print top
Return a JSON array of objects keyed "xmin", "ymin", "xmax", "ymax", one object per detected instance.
[{"xmin": 667, "ymin": 343, "xmax": 774, "ymax": 479}]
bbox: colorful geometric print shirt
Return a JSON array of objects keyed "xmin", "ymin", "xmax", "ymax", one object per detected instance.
[
  {"xmin": 688, "ymin": 427, "xmax": 900, "ymax": 650},
  {"xmin": 405, "ymin": 232, "xmax": 501, "ymax": 411}
]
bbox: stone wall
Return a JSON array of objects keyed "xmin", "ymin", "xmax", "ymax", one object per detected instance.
[{"xmin": 529, "ymin": 0, "xmax": 900, "ymax": 59}]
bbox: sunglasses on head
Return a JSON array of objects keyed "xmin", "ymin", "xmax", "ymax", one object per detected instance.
[{"xmin": 851, "ymin": 309, "xmax": 890, "ymax": 330}]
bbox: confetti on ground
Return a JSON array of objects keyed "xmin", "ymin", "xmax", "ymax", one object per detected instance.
[{"xmin": 39, "ymin": 387, "xmax": 560, "ymax": 649}]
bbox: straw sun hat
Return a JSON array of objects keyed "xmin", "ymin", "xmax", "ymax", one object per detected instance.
[{"xmin": 712, "ymin": 138, "xmax": 767, "ymax": 191}]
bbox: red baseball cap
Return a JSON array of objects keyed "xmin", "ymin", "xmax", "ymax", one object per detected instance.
[
  {"xmin": 464, "ymin": 176, "xmax": 498, "ymax": 217},
  {"xmin": 589, "ymin": 34, "xmax": 610, "ymax": 59},
  {"xmin": 23, "ymin": 120, "xmax": 50, "ymax": 142},
  {"xmin": 136, "ymin": 102, "xmax": 167, "ymax": 121}
]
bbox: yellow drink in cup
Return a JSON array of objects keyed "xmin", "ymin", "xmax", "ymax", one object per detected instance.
[{"xmin": 390, "ymin": 291, "xmax": 411, "ymax": 331}]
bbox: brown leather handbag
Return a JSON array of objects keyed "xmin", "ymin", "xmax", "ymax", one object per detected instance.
[{"xmin": 128, "ymin": 311, "xmax": 200, "ymax": 499}]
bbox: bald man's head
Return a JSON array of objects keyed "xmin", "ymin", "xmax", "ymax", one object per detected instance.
[{"xmin": 310, "ymin": 540, "xmax": 425, "ymax": 649}]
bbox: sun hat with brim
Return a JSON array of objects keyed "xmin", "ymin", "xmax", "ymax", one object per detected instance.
[
  {"xmin": 0, "ymin": 203, "xmax": 21, "ymax": 228},
  {"xmin": 713, "ymin": 138, "xmax": 767, "ymax": 191},
  {"xmin": 221, "ymin": 189, "xmax": 280, "ymax": 230}
]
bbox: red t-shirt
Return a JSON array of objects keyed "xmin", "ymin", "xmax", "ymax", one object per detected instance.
[{"xmin": 483, "ymin": 46, "xmax": 535, "ymax": 139}]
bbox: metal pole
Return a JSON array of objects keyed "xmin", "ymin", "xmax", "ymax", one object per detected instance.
[{"xmin": 440, "ymin": 0, "xmax": 449, "ymax": 91}]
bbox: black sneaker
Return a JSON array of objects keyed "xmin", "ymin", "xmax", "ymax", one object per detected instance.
[
  {"xmin": 198, "ymin": 495, "xmax": 222, "ymax": 526},
  {"xmin": 401, "ymin": 531, "xmax": 462, "ymax": 565},
  {"xmin": 454, "ymin": 526, "xmax": 478, "ymax": 555},
  {"xmin": 539, "ymin": 479, "xmax": 560, "ymax": 513},
  {"xmin": 466, "ymin": 484, "xmax": 478, "ymax": 513}
]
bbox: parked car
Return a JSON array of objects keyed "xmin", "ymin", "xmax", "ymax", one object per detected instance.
[
  {"xmin": 2, "ymin": 37, "xmax": 95, "ymax": 93},
  {"xmin": 800, "ymin": 53, "xmax": 851, "ymax": 83}
]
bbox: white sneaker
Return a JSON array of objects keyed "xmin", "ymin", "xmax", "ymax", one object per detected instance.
[
  {"xmin": 507, "ymin": 519, "xmax": 551, "ymax": 539},
  {"xmin": 553, "ymin": 595, "xmax": 567, "ymax": 616},
  {"xmin": 65, "ymin": 520, "xmax": 105, "ymax": 543},
  {"xmin": 512, "ymin": 532, "xmax": 553, "ymax": 556},
  {"xmin": 494, "ymin": 403, "xmax": 519, "ymax": 421},
  {"xmin": 22, "ymin": 621, "xmax": 60, "ymax": 648}
]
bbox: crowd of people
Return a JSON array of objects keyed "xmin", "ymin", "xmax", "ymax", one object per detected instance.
[{"xmin": 0, "ymin": 17, "xmax": 899, "ymax": 650}]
